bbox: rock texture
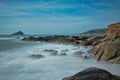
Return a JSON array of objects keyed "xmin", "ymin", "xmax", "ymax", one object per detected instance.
[
  {"xmin": 63, "ymin": 67, "xmax": 120, "ymax": 80},
  {"xmin": 107, "ymin": 22, "xmax": 120, "ymax": 36},
  {"xmin": 90, "ymin": 35, "xmax": 120, "ymax": 63},
  {"xmin": 90, "ymin": 22, "xmax": 120, "ymax": 63}
]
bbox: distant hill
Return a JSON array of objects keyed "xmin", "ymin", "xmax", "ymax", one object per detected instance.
[
  {"xmin": 11, "ymin": 31, "xmax": 24, "ymax": 35},
  {"xmin": 81, "ymin": 28, "xmax": 107, "ymax": 35}
]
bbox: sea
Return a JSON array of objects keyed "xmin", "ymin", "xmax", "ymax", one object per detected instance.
[{"xmin": 0, "ymin": 35, "xmax": 120, "ymax": 80}]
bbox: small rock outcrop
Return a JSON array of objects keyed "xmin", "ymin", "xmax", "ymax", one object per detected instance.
[
  {"xmin": 28, "ymin": 54, "xmax": 44, "ymax": 59},
  {"xmin": 59, "ymin": 53, "xmax": 67, "ymax": 56},
  {"xmin": 12, "ymin": 31, "xmax": 24, "ymax": 35},
  {"xmin": 63, "ymin": 67, "xmax": 120, "ymax": 80}
]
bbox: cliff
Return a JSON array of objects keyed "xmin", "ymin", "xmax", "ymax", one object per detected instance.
[
  {"xmin": 90, "ymin": 22, "xmax": 120, "ymax": 63},
  {"xmin": 107, "ymin": 22, "xmax": 120, "ymax": 36}
]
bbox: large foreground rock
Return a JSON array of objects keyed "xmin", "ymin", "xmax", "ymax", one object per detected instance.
[{"xmin": 63, "ymin": 67, "xmax": 120, "ymax": 80}]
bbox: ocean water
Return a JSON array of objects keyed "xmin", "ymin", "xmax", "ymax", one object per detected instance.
[{"xmin": 0, "ymin": 36, "xmax": 120, "ymax": 80}]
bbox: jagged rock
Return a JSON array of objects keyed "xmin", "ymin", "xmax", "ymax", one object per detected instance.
[
  {"xmin": 63, "ymin": 67, "xmax": 120, "ymax": 80},
  {"xmin": 90, "ymin": 35, "xmax": 120, "ymax": 63}
]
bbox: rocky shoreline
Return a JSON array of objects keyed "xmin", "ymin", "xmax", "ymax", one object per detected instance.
[
  {"xmin": 22, "ymin": 23, "xmax": 120, "ymax": 64},
  {"xmin": 22, "ymin": 22, "xmax": 120, "ymax": 80},
  {"xmin": 22, "ymin": 34, "xmax": 120, "ymax": 63}
]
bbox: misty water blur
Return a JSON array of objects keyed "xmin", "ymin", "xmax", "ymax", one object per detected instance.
[{"xmin": 0, "ymin": 36, "xmax": 120, "ymax": 80}]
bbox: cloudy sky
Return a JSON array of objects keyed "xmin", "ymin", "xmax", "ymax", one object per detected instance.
[{"xmin": 0, "ymin": 0, "xmax": 120, "ymax": 35}]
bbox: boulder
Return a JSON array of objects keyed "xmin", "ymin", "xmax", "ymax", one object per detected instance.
[{"xmin": 63, "ymin": 67, "xmax": 120, "ymax": 80}]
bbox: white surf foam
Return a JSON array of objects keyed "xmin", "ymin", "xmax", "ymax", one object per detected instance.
[{"xmin": 0, "ymin": 42, "xmax": 119, "ymax": 80}]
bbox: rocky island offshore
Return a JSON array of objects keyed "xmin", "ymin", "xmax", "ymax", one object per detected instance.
[{"xmin": 22, "ymin": 22, "xmax": 120, "ymax": 80}]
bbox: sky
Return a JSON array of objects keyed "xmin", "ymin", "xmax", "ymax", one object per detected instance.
[{"xmin": 0, "ymin": 0, "xmax": 120, "ymax": 35}]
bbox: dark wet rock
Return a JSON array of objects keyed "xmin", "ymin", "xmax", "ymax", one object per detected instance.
[
  {"xmin": 61, "ymin": 49, "xmax": 69, "ymax": 52},
  {"xmin": 28, "ymin": 54, "xmax": 44, "ymax": 59},
  {"xmin": 49, "ymin": 51, "xmax": 58, "ymax": 56},
  {"xmin": 63, "ymin": 67, "xmax": 120, "ymax": 80},
  {"xmin": 43, "ymin": 49, "xmax": 58, "ymax": 56},
  {"xmin": 43, "ymin": 49, "xmax": 58, "ymax": 53},
  {"xmin": 73, "ymin": 51, "xmax": 88, "ymax": 59},
  {"xmin": 22, "ymin": 36, "xmax": 37, "ymax": 41},
  {"xmin": 59, "ymin": 53, "xmax": 67, "ymax": 56},
  {"xmin": 43, "ymin": 49, "xmax": 55, "ymax": 52}
]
